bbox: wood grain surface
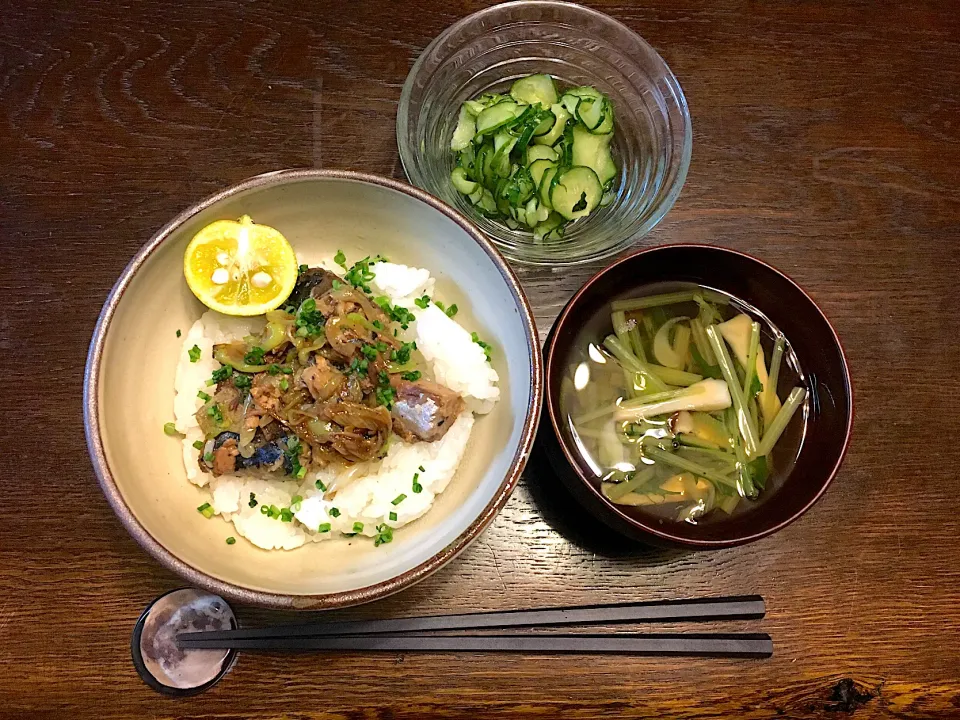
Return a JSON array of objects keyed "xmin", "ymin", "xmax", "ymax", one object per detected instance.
[{"xmin": 2, "ymin": 0, "xmax": 959, "ymax": 717}]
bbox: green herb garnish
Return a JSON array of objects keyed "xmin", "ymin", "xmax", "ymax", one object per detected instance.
[
  {"xmin": 401, "ymin": 370, "xmax": 421, "ymax": 382},
  {"xmin": 206, "ymin": 404, "xmax": 223, "ymax": 425},
  {"xmin": 197, "ymin": 390, "xmax": 212, "ymax": 402},
  {"xmin": 353, "ymin": 521, "xmax": 365, "ymax": 533},
  {"xmin": 193, "ymin": 440, "xmax": 204, "ymax": 451},
  {"xmin": 163, "ymin": 422, "xmax": 180, "ymax": 436},
  {"xmin": 315, "ymin": 479, "xmax": 327, "ymax": 492},
  {"xmin": 414, "ymin": 295, "xmax": 431, "ymax": 309},
  {"xmin": 334, "ymin": 249, "xmax": 347, "ymax": 268},
  {"xmin": 197, "ymin": 503, "xmax": 215, "ymax": 519},
  {"xmin": 373, "ymin": 523, "xmax": 393, "ymax": 547},
  {"xmin": 389, "ymin": 511, "xmax": 398, "ymax": 522},
  {"xmin": 211, "ymin": 365, "xmax": 233, "ymax": 384},
  {"xmin": 226, "ymin": 536, "xmax": 236, "ymax": 545},
  {"xmin": 295, "ymin": 297, "xmax": 325, "ymax": 338},
  {"xmin": 176, "ymin": 329, "xmax": 181, "ymax": 338},
  {"xmin": 391, "ymin": 494, "xmax": 407, "ymax": 506},
  {"xmin": 188, "ymin": 345, "xmax": 201, "ymax": 363},
  {"xmin": 318, "ymin": 523, "xmax": 331, "ymax": 533},
  {"xmin": 329, "ymin": 507, "xmax": 341, "ymax": 518},
  {"xmin": 244, "ymin": 346, "xmax": 265, "ymax": 365},
  {"xmin": 233, "ymin": 374, "xmax": 252, "ymax": 390},
  {"xmin": 412, "ymin": 472, "xmax": 422, "ymax": 494},
  {"xmin": 471, "ymin": 332, "xmax": 492, "ymax": 361},
  {"xmin": 203, "ymin": 452, "xmax": 214, "ymax": 463},
  {"xmin": 248, "ymin": 492, "xmax": 258, "ymax": 508}
]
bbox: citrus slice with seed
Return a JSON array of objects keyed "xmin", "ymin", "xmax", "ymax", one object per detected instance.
[{"xmin": 183, "ymin": 215, "xmax": 297, "ymax": 316}]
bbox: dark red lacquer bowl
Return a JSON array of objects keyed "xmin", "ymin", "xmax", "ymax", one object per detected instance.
[{"xmin": 543, "ymin": 245, "xmax": 853, "ymax": 548}]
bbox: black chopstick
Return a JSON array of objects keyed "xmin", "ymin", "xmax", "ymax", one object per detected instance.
[
  {"xmin": 177, "ymin": 595, "xmax": 764, "ymax": 647},
  {"xmin": 178, "ymin": 632, "xmax": 772, "ymax": 657}
]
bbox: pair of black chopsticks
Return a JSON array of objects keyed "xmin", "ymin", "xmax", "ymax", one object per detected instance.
[{"xmin": 177, "ymin": 595, "xmax": 771, "ymax": 657}]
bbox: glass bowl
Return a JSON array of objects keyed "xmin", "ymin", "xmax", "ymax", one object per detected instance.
[{"xmin": 397, "ymin": 0, "xmax": 692, "ymax": 265}]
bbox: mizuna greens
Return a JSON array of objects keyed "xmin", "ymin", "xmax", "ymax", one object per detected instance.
[
  {"xmin": 450, "ymin": 73, "xmax": 617, "ymax": 241},
  {"xmin": 560, "ymin": 284, "xmax": 808, "ymax": 524}
]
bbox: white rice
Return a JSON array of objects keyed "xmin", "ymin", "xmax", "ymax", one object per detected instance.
[{"xmin": 174, "ymin": 261, "xmax": 498, "ymax": 551}]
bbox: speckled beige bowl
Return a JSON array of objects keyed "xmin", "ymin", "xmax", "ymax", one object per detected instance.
[{"xmin": 84, "ymin": 169, "xmax": 542, "ymax": 609}]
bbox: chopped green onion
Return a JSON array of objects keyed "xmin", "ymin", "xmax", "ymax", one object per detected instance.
[
  {"xmin": 412, "ymin": 472, "xmax": 422, "ymax": 493},
  {"xmin": 602, "ymin": 467, "xmax": 656, "ymax": 501},
  {"xmin": 756, "ymin": 387, "xmax": 807, "ymax": 457},
  {"xmin": 188, "ymin": 345, "xmax": 202, "ymax": 362},
  {"xmin": 353, "ymin": 521, "xmax": 364, "ymax": 533},
  {"xmin": 414, "ymin": 295, "xmax": 431, "ymax": 309},
  {"xmin": 248, "ymin": 492, "xmax": 258, "ymax": 508},
  {"xmin": 225, "ymin": 536, "xmax": 236, "ymax": 545},
  {"xmin": 233, "ymin": 374, "xmax": 251, "ymax": 390},
  {"xmin": 197, "ymin": 503, "xmax": 215, "ymax": 519},
  {"xmin": 768, "ymin": 336, "xmax": 786, "ymax": 395},
  {"xmin": 705, "ymin": 325, "xmax": 760, "ymax": 455},
  {"xmin": 197, "ymin": 391, "xmax": 212, "ymax": 402},
  {"xmin": 389, "ymin": 511, "xmax": 398, "ymax": 522},
  {"xmin": 611, "ymin": 289, "xmax": 729, "ymax": 313},
  {"xmin": 334, "ymin": 250, "xmax": 347, "ymax": 267},
  {"xmin": 290, "ymin": 495, "xmax": 303, "ymax": 512},
  {"xmin": 192, "ymin": 440, "xmax": 204, "ymax": 451},
  {"xmin": 163, "ymin": 422, "xmax": 180, "ymax": 436},
  {"xmin": 295, "ymin": 465, "xmax": 307, "ymax": 479},
  {"xmin": 318, "ymin": 523, "xmax": 331, "ymax": 533},
  {"xmin": 298, "ymin": 263, "xmax": 309, "ymax": 275},
  {"xmin": 643, "ymin": 445, "xmax": 737, "ymax": 490},
  {"xmin": 742, "ymin": 321, "xmax": 761, "ymax": 405},
  {"xmin": 280, "ymin": 378, "xmax": 290, "ymax": 391},
  {"xmin": 391, "ymin": 494, "xmax": 407, "ymax": 506},
  {"xmin": 315, "ymin": 479, "xmax": 327, "ymax": 492},
  {"xmin": 203, "ymin": 452, "xmax": 214, "ymax": 463},
  {"xmin": 602, "ymin": 335, "xmax": 669, "ymax": 394},
  {"xmin": 280, "ymin": 508, "xmax": 294, "ymax": 522},
  {"xmin": 330, "ymin": 507, "xmax": 341, "ymax": 518},
  {"xmin": 418, "ymin": 465, "xmax": 425, "ymax": 472},
  {"xmin": 176, "ymin": 329, "xmax": 181, "ymax": 338},
  {"xmin": 260, "ymin": 505, "xmax": 270, "ymax": 515},
  {"xmin": 401, "ymin": 370, "xmax": 421, "ymax": 382}
]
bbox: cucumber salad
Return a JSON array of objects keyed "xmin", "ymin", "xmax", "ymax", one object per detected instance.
[{"xmin": 449, "ymin": 73, "xmax": 617, "ymax": 241}]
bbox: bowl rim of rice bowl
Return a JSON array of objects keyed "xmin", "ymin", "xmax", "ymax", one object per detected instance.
[{"xmin": 84, "ymin": 169, "xmax": 543, "ymax": 608}]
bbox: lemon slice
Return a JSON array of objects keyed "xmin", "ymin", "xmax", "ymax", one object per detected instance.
[{"xmin": 183, "ymin": 215, "xmax": 298, "ymax": 316}]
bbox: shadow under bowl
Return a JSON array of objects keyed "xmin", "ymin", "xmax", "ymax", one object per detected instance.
[{"xmin": 542, "ymin": 244, "xmax": 853, "ymax": 548}]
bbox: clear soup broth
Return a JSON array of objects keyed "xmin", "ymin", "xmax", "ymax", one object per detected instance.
[{"xmin": 559, "ymin": 282, "xmax": 808, "ymax": 526}]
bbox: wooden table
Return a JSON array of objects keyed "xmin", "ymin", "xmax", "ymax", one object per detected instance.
[{"xmin": 3, "ymin": 1, "xmax": 959, "ymax": 716}]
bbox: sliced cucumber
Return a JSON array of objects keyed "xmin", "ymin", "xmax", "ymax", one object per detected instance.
[
  {"xmin": 549, "ymin": 166, "xmax": 603, "ymax": 220},
  {"xmin": 526, "ymin": 145, "xmax": 558, "ymax": 165},
  {"xmin": 538, "ymin": 164, "xmax": 560, "ymax": 208},
  {"xmin": 532, "ymin": 111, "xmax": 555, "ymax": 137},
  {"xmin": 510, "ymin": 73, "xmax": 559, "ymax": 107},
  {"xmin": 451, "ymin": 167, "xmax": 478, "ymax": 195},
  {"xmin": 533, "ymin": 211, "xmax": 565, "ymax": 242},
  {"xmin": 476, "ymin": 102, "xmax": 520, "ymax": 136},
  {"xmin": 571, "ymin": 125, "xmax": 617, "ymax": 186},
  {"xmin": 451, "ymin": 105, "xmax": 476, "ymax": 151},
  {"xmin": 532, "ymin": 103, "xmax": 571, "ymax": 146},
  {"xmin": 450, "ymin": 74, "xmax": 617, "ymax": 234},
  {"xmin": 528, "ymin": 159, "xmax": 556, "ymax": 190},
  {"xmin": 525, "ymin": 196, "xmax": 550, "ymax": 226}
]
